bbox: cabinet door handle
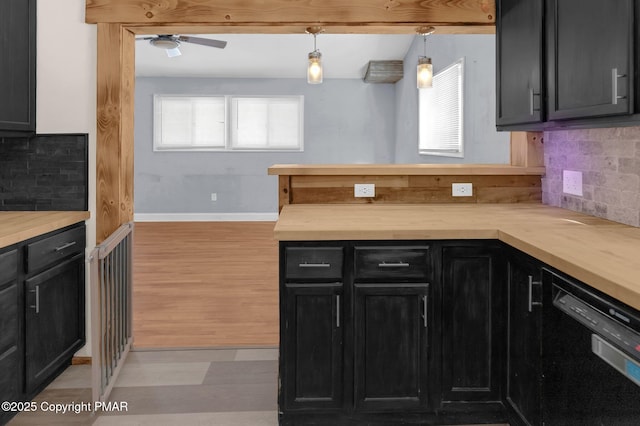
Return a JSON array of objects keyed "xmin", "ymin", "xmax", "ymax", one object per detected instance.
[
  {"xmin": 529, "ymin": 88, "xmax": 541, "ymax": 115},
  {"xmin": 54, "ymin": 241, "xmax": 77, "ymax": 252},
  {"xmin": 378, "ymin": 262, "xmax": 410, "ymax": 268},
  {"xmin": 612, "ymin": 68, "xmax": 627, "ymax": 105},
  {"xmin": 29, "ymin": 285, "xmax": 40, "ymax": 314},
  {"xmin": 336, "ymin": 294, "xmax": 341, "ymax": 328},
  {"xmin": 422, "ymin": 295, "xmax": 428, "ymax": 328},
  {"xmin": 298, "ymin": 262, "xmax": 330, "ymax": 268},
  {"xmin": 528, "ymin": 275, "xmax": 542, "ymax": 312}
]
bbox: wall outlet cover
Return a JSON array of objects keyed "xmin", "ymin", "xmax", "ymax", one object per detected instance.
[
  {"xmin": 563, "ymin": 170, "xmax": 583, "ymax": 196},
  {"xmin": 354, "ymin": 183, "xmax": 375, "ymax": 198},
  {"xmin": 452, "ymin": 183, "xmax": 473, "ymax": 197}
]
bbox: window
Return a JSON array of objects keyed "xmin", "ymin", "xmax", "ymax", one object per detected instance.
[
  {"xmin": 153, "ymin": 94, "xmax": 303, "ymax": 152},
  {"xmin": 419, "ymin": 58, "xmax": 464, "ymax": 157}
]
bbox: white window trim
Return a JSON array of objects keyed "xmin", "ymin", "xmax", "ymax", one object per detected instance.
[
  {"xmin": 419, "ymin": 57, "xmax": 465, "ymax": 158},
  {"xmin": 152, "ymin": 94, "xmax": 304, "ymax": 153}
]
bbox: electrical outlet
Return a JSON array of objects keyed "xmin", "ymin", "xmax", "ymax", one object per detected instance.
[
  {"xmin": 354, "ymin": 183, "xmax": 375, "ymax": 198},
  {"xmin": 210, "ymin": 193, "xmax": 217, "ymax": 201},
  {"xmin": 563, "ymin": 170, "xmax": 583, "ymax": 196},
  {"xmin": 452, "ymin": 183, "xmax": 473, "ymax": 197}
]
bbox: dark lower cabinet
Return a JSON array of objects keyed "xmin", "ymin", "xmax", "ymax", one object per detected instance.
[
  {"xmin": 353, "ymin": 283, "xmax": 429, "ymax": 412},
  {"xmin": 441, "ymin": 244, "xmax": 504, "ymax": 403},
  {"xmin": 0, "ymin": 248, "xmax": 20, "ymax": 426},
  {"xmin": 24, "ymin": 253, "xmax": 85, "ymax": 394},
  {"xmin": 281, "ymin": 283, "xmax": 343, "ymax": 411}
]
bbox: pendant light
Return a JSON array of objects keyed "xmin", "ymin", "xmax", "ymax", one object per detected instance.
[
  {"xmin": 416, "ymin": 26, "xmax": 435, "ymax": 89},
  {"xmin": 306, "ymin": 27, "xmax": 324, "ymax": 84}
]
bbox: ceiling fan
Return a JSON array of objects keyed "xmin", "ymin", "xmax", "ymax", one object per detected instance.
[{"xmin": 137, "ymin": 35, "xmax": 228, "ymax": 58}]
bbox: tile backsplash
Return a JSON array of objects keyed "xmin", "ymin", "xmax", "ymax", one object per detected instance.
[
  {"xmin": 542, "ymin": 127, "xmax": 640, "ymax": 227},
  {"xmin": 0, "ymin": 134, "xmax": 88, "ymax": 211}
]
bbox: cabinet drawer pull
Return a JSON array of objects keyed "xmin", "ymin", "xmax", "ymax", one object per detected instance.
[
  {"xmin": 29, "ymin": 285, "xmax": 40, "ymax": 314},
  {"xmin": 612, "ymin": 68, "xmax": 627, "ymax": 105},
  {"xmin": 336, "ymin": 295, "xmax": 341, "ymax": 328},
  {"xmin": 528, "ymin": 275, "xmax": 543, "ymax": 312},
  {"xmin": 378, "ymin": 262, "xmax": 410, "ymax": 268},
  {"xmin": 422, "ymin": 295, "xmax": 428, "ymax": 328},
  {"xmin": 529, "ymin": 88, "xmax": 541, "ymax": 115},
  {"xmin": 54, "ymin": 241, "xmax": 77, "ymax": 252},
  {"xmin": 298, "ymin": 262, "xmax": 330, "ymax": 268}
]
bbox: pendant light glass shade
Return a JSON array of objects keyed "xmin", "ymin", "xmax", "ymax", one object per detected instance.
[
  {"xmin": 308, "ymin": 50, "xmax": 323, "ymax": 84},
  {"xmin": 417, "ymin": 57, "xmax": 433, "ymax": 89}
]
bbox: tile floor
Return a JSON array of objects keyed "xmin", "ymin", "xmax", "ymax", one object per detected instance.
[
  {"xmin": 8, "ymin": 348, "xmax": 279, "ymax": 426},
  {"xmin": 8, "ymin": 348, "xmax": 509, "ymax": 426}
]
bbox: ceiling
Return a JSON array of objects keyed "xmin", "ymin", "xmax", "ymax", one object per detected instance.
[{"xmin": 135, "ymin": 34, "xmax": 415, "ymax": 79}]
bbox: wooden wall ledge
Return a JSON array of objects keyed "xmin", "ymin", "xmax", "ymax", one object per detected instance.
[{"xmin": 268, "ymin": 164, "xmax": 546, "ymax": 176}]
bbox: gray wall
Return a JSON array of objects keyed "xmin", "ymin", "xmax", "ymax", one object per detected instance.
[
  {"xmin": 542, "ymin": 127, "xmax": 640, "ymax": 227},
  {"xmin": 135, "ymin": 35, "xmax": 507, "ymax": 214},
  {"xmin": 134, "ymin": 78, "xmax": 396, "ymax": 213},
  {"xmin": 395, "ymin": 35, "xmax": 510, "ymax": 164}
]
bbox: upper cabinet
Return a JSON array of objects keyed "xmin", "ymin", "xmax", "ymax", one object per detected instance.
[
  {"xmin": 496, "ymin": 0, "xmax": 638, "ymax": 131},
  {"xmin": 496, "ymin": 0, "xmax": 544, "ymax": 126},
  {"xmin": 0, "ymin": 0, "xmax": 36, "ymax": 136},
  {"xmin": 547, "ymin": 0, "xmax": 634, "ymax": 120}
]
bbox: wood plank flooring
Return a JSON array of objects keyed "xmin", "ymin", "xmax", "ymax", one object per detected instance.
[{"xmin": 132, "ymin": 222, "xmax": 279, "ymax": 348}]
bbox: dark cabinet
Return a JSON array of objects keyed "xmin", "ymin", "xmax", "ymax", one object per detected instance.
[
  {"xmin": 24, "ymin": 253, "xmax": 85, "ymax": 393},
  {"xmin": 441, "ymin": 244, "xmax": 504, "ymax": 403},
  {"xmin": 282, "ymin": 283, "xmax": 343, "ymax": 410},
  {"xmin": 496, "ymin": 0, "xmax": 544, "ymax": 126},
  {"xmin": 0, "ymin": 248, "xmax": 20, "ymax": 426},
  {"xmin": 0, "ymin": 0, "xmax": 36, "ymax": 136},
  {"xmin": 353, "ymin": 283, "xmax": 429, "ymax": 411},
  {"xmin": 546, "ymin": 0, "xmax": 634, "ymax": 120},
  {"xmin": 506, "ymin": 250, "xmax": 542, "ymax": 426}
]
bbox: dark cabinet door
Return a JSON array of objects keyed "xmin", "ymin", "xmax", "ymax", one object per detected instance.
[
  {"xmin": 441, "ymin": 245, "xmax": 504, "ymax": 402},
  {"xmin": 353, "ymin": 283, "xmax": 430, "ymax": 411},
  {"xmin": 24, "ymin": 253, "xmax": 85, "ymax": 394},
  {"xmin": 547, "ymin": 0, "xmax": 634, "ymax": 120},
  {"xmin": 282, "ymin": 283, "xmax": 343, "ymax": 410},
  {"xmin": 496, "ymin": 0, "xmax": 544, "ymax": 126},
  {"xmin": 0, "ymin": 0, "xmax": 36, "ymax": 135},
  {"xmin": 506, "ymin": 252, "xmax": 542, "ymax": 426}
]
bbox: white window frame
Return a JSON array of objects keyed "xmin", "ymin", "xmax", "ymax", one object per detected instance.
[
  {"xmin": 153, "ymin": 95, "xmax": 227, "ymax": 151},
  {"xmin": 419, "ymin": 57, "xmax": 464, "ymax": 158},
  {"xmin": 229, "ymin": 95, "xmax": 305, "ymax": 152},
  {"xmin": 152, "ymin": 94, "xmax": 304, "ymax": 152}
]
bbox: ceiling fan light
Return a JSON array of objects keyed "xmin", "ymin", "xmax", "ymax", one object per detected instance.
[
  {"xmin": 308, "ymin": 51, "xmax": 323, "ymax": 84},
  {"xmin": 150, "ymin": 38, "xmax": 180, "ymax": 50},
  {"xmin": 166, "ymin": 47, "xmax": 182, "ymax": 58}
]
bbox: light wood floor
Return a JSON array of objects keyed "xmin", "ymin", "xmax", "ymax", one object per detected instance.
[{"xmin": 132, "ymin": 222, "xmax": 279, "ymax": 348}]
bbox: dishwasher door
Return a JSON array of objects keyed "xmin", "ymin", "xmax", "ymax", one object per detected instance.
[{"xmin": 542, "ymin": 269, "xmax": 640, "ymax": 426}]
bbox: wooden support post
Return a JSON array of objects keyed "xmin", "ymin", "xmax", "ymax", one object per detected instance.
[{"xmin": 510, "ymin": 131, "xmax": 544, "ymax": 168}]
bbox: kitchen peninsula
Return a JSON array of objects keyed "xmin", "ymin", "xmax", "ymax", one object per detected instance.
[{"xmin": 269, "ymin": 164, "xmax": 640, "ymax": 426}]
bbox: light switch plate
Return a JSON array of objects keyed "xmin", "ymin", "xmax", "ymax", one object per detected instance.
[
  {"xmin": 452, "ymin": 183, "xmax": 473, "ymax": 197},
  {"xmin": 354, "ymin": 183, "xmax": 375, "ymax": 198},
  {"xmin": 563, "ymin": 170, "xmax": 583, "ymax": 196}
]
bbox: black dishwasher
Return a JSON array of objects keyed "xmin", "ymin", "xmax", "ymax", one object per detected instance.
[{"xmin": 542, "ymin": 268, "xmax": 640, "ymax": 425}]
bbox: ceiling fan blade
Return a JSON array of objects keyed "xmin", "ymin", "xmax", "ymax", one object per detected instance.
[
  {"xmin": 178, "ymin": 36, "xmax": 227, "ymax": 49},
  {"xmin": 136, "ymin": 37, "xmax": 155, "ymax": 41},
  {"xmin": 166, "ymin": 47, "xmax": 182, "ymax": 58}
]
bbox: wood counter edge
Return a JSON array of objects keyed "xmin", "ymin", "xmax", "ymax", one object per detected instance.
[
  {"xmin": 267, "ymin": 164, "xmax": 546, "ymax": 176},
  {"xmin": 0, "ymin": 211, "xmax": 91, "ymax": 249}
]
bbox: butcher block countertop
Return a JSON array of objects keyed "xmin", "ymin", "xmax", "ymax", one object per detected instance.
[
  {"xmin": 274, "ymin": 204, "xmax": 640, "ymax": 311},
  {"xmin": 268, "ymin": 163, "xmax": 545, "ymax": 175},
  {"xmin": 0, "ymin": 211, "xmax": 90, "ymax": 249}
]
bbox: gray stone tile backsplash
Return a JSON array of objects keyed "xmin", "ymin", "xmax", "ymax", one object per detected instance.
[{"xmin": 542, "ymin": 127, "xmax": 640, "ymax": 227}]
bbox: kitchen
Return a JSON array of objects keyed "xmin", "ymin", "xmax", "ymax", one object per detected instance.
[{"xmin": 1, "ymin": 0, "xmax": 640, "ymax": 425}]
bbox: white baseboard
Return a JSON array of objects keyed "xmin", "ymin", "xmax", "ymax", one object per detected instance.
[{"xmin": 134, "ymin": 212, "xmax": 279, "ymax": 222}]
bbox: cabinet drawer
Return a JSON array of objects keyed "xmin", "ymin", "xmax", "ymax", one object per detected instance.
[
  {"xmin": 0, "ymin": 249, "xmax": 18, "ymax": 285},
  {"xmin": 26, "ymin": 226, "xmax": 85, "ymax": 274},
  {"xmin": 285, "ymin": 247, "xmax": 343, "ymax": 280},
  {"xmin": 354, "ymin": 246, "xmax": 429, "ymax": 281}
]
